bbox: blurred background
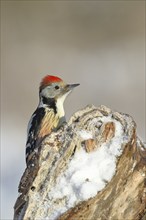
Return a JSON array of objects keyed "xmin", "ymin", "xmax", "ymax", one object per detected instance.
[{"xmin": 1, "ymin": 1, "xmax": 145, "ymax": 219}]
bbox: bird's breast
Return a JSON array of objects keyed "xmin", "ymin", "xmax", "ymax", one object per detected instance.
[{"xmin": 38, "ymin": 109, "xmax": 59, "ymax": 138}]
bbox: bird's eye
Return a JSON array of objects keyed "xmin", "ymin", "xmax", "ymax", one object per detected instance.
[{"xmin": 55, "ymin": 85, "xmax": 60, "ymax": 90}]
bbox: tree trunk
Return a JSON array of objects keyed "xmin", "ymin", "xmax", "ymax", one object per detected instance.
[{"xmin": 14, "ymin": 105, "xmax": 146, "ymax": 220}]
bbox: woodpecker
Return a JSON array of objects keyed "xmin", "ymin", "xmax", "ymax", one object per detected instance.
[{"xmin": 25, "ymin": 75, "xmax": 79, "ymax": 165}]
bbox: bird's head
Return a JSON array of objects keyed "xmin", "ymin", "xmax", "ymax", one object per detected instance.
[{"xmin": 39, "ymin": 75, "xmax": 79, "ymax": 101}]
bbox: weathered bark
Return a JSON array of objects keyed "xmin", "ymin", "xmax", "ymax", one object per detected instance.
[{"xmin": 14, "ymin": 105, "xmax": 146, "ymax": 220}]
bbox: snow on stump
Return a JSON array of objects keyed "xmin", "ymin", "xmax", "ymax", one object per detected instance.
[{"xmin": 14, "ymin": 105, "xmax": 146, "ymax": 220}]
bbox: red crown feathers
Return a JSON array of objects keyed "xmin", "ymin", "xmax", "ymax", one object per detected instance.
[{"xmin": 40, "ymin": 75, "xmax": 63, "ymax": 87}]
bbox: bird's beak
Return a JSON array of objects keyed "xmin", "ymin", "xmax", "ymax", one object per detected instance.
[
  {"xmin": 62, "ymin": 84, "xmax": 80, "ymax": 96},
  {"xmin": 66, "ymin": 83, "xmax": 80, "ymax": 91}
]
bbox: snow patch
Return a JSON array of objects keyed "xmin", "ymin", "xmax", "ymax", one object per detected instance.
[
  {"xmin": 78, "ymin": 130, "xmax": 93, "ymax": 140},
  {"xmin": 46, "ymin": 117, "xmax": 126, "ymax": 219}
]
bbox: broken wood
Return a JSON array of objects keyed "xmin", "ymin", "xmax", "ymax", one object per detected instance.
[{"xmin": 14, "ymin": 105, "xmax": 146, "ymax": 220}]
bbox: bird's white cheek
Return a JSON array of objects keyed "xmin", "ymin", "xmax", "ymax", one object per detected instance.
[
  {"xmin": 41, "ymin": 88, "xmax": 48, "ymax": 97},
  {"xmin": 41, "ymin": 87, "xmax": 53, "ymax": 98}
]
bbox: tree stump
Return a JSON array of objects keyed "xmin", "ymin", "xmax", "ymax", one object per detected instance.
[{"xmin": 14, "ymin": 105, "xmax": 146, "ymax": 220}]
